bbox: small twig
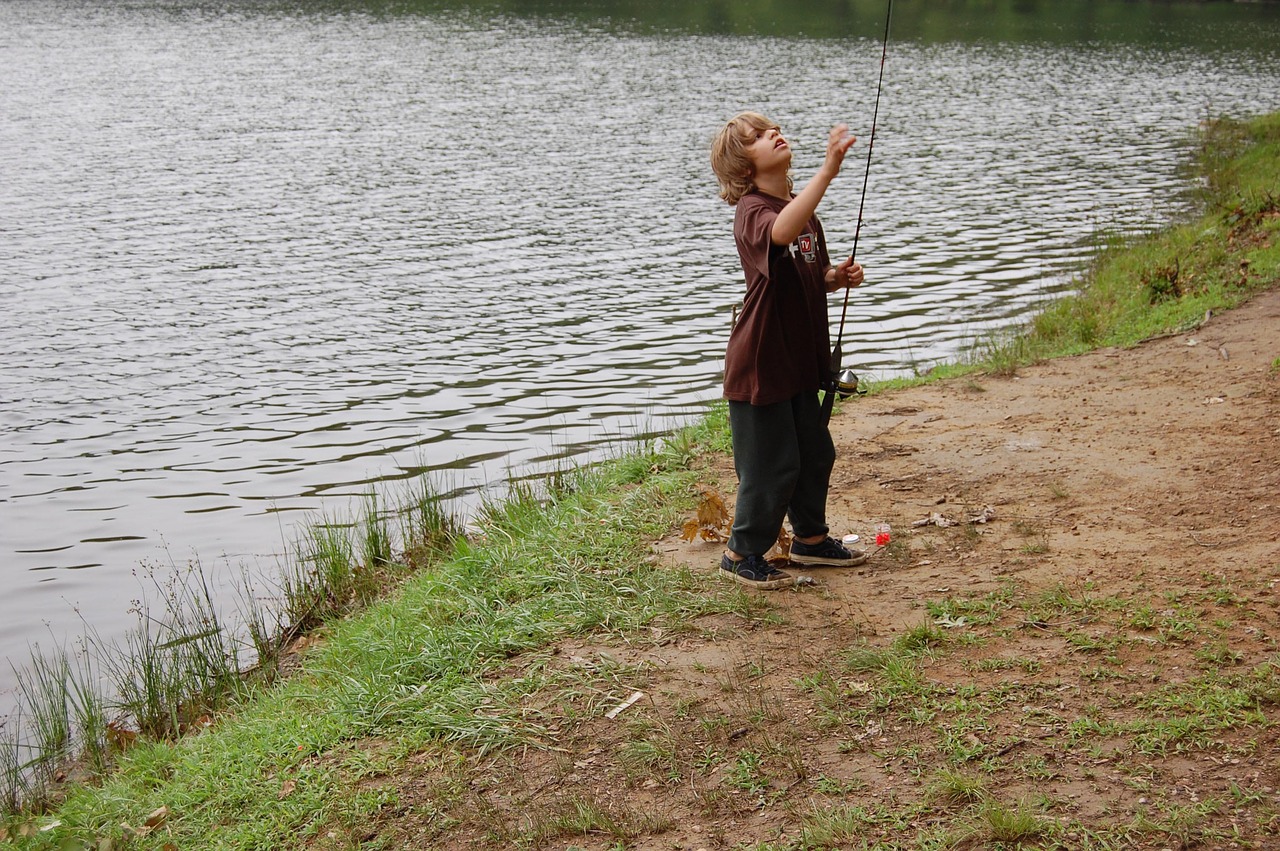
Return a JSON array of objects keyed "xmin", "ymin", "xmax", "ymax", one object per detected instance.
[
  {"xmin": 1187, "ymin": 530, "xmax": 1215, "ymax": 548},
  {"xmin": 1020, "ymin": 616, "xmax": 1093, "ymax": 631},
  {"xmin": 604, "ymin": 690, "xmax": 645, "ymax": 719}
]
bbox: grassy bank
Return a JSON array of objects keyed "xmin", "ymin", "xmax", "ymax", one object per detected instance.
[
  {"xmin": 1, "ymin": 415, "xmax": 759, "ymax": 846},
  {"xmin": 882, "ymin": 110, "xmax": 1280, "ymax": 390},
  {"xmin": 2, "ymin": 110, "xmax": 1278, "ymax": 848}
]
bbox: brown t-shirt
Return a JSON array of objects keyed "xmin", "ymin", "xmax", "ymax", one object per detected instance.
[{"xmin": 723, "ymin": 191, "xmax": 832, "ymax": 406}]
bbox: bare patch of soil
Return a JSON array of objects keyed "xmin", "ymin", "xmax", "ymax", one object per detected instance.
[{"xmin": 370, "ymin": 291, "xmax": 1280, "ymax": 850}]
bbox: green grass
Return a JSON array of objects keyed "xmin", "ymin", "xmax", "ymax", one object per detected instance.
[
  {"xmin": 924, "ymin": 767, "xmax": 987, "ymax": 805},
  {"xmin": 766, "ymin": 578, "xmax": 1279, "ymax": 849}
]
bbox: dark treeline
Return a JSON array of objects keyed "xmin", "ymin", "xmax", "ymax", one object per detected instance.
[{"xmin": 246, "ymin": 0, "xmax": 1280, "ymax": 46}]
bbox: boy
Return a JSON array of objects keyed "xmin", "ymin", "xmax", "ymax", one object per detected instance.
[{"xmin": 709, "ymin": 112, "xmax": 867, "ymax": 589}]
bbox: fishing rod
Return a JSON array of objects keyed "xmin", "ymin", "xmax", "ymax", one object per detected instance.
[{"xmin": 823, "ymin": 0, "xmax": 893, "ymax": 423}]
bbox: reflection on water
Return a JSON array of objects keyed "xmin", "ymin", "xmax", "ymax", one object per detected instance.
[{"xmin": 1, "ymin": 0, "xmax": 1278, "ymax": 690}]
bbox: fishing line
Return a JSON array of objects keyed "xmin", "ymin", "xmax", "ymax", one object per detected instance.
[{"xmin": 824, "ymin": 0, "xmax": 893, "ymax": 417}]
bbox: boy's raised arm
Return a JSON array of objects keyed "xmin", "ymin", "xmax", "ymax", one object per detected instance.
[{"xmin": 770, "ymin": 124, "xmax": 857, "ymax": 247}]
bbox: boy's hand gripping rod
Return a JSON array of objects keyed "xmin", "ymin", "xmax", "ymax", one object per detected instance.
[{"xmin": 822, "ymin": 0, "xmax": 893, "ymax": 424}]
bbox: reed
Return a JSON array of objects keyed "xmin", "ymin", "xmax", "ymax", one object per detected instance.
[
  {"xmin": 235, "ymin": 565, "xmax": 286, "ymax": 682},
  {"xmin": 0, "ymin": 706, "xmax": 35, "ymax": 815},
  {"xmin": 359, "ymin": 491, "xmax": 395, "ymax": 572},
  {"xmin": 400, "ymin": 473, "xmax": 463, "ymax": 568},
  {"xmin": 4, "ymin": 662, "xmax": 64, "ymax": 811},
  {"xmin": 94, "ymin": 562, "xmax": 244, "ymax": 740},
  {"xmin": 280, "ymin": 516, "xmax": 362, "ymax": 633},
  {"xmin": 61, "ymin": 651, "xmax": 109, "ymax": 779},
  {"xmin": 10, "ymin": 651, "xmax": 72, "ymax": 774},
  {"xmin": 2, "ymin": 640, "xmax": 112, "ymax": 813}
]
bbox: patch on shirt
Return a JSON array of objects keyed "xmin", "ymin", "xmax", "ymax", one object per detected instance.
[{"xmin": 793, "ymin": 232, "xmax": 818, "ymax": 264}]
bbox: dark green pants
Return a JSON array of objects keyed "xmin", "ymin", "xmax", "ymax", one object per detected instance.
[{"xmin": 727, "ymin": 392, "xmax": 835, "ymax": 557}]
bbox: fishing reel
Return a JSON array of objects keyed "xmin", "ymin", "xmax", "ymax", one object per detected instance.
[{"xmin": 836, "ymin": 368, "xmax": 865, "ymax": 400}]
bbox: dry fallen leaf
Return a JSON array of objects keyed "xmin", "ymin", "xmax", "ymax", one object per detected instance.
[
  {"xmin": 766, "ymin": 525, "xmax": 792, "ymax": 560},
  {"xmin": 680, "ymin": 486, "xmax": 731, "ymax": 542},
  {"xmin": 106, "ymin": 721, "xmax": 137, "ymax": 751},
  {"xmin": 279, "ymin": 779, "xmax": 297, "ymax": 799},
  {"xmin": 144, "ymin": 806, "xmax": 169, "ymax": 829}
]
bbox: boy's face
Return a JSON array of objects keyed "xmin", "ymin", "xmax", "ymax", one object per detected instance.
[{"xmin": 744, "ymin": 124, "xmax": 791, "ymax": 177}]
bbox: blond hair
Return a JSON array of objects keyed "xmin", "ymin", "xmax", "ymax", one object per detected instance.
[{"xmin": 710, "ymin": 112, "xmax": 792, "ymax": 205}]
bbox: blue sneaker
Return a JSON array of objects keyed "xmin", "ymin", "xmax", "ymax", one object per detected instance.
[
  {"xmin": 789, "ymin": 536, "xmax": 868, "ymax": 567},
  {"xmin": 720, "ymin": 553, "xmax": 794, "ymax": 590}
]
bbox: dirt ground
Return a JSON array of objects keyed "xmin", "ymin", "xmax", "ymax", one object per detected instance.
[{"xmin": 375, "ymin": 290, "xmax": 1279, "ymax": 850}]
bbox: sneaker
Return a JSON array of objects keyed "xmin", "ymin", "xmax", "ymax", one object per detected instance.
[
  {"xmin": 789, "ymin": 535, "xmax": 868, "ymax": 567},
  {"xmin": 719, "ymin": 553, "xmax": 794, "ymax": 590}
]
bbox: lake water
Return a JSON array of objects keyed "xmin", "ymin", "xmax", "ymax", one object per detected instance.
[{"xmin": 2, "ymin": 0, "xmax": 1279, "ymax": 703}]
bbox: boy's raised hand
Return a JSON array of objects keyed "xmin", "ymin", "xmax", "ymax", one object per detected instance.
[{"xmin": 822, "ymin": 123, "xmax": 858, "ymax": 177}]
